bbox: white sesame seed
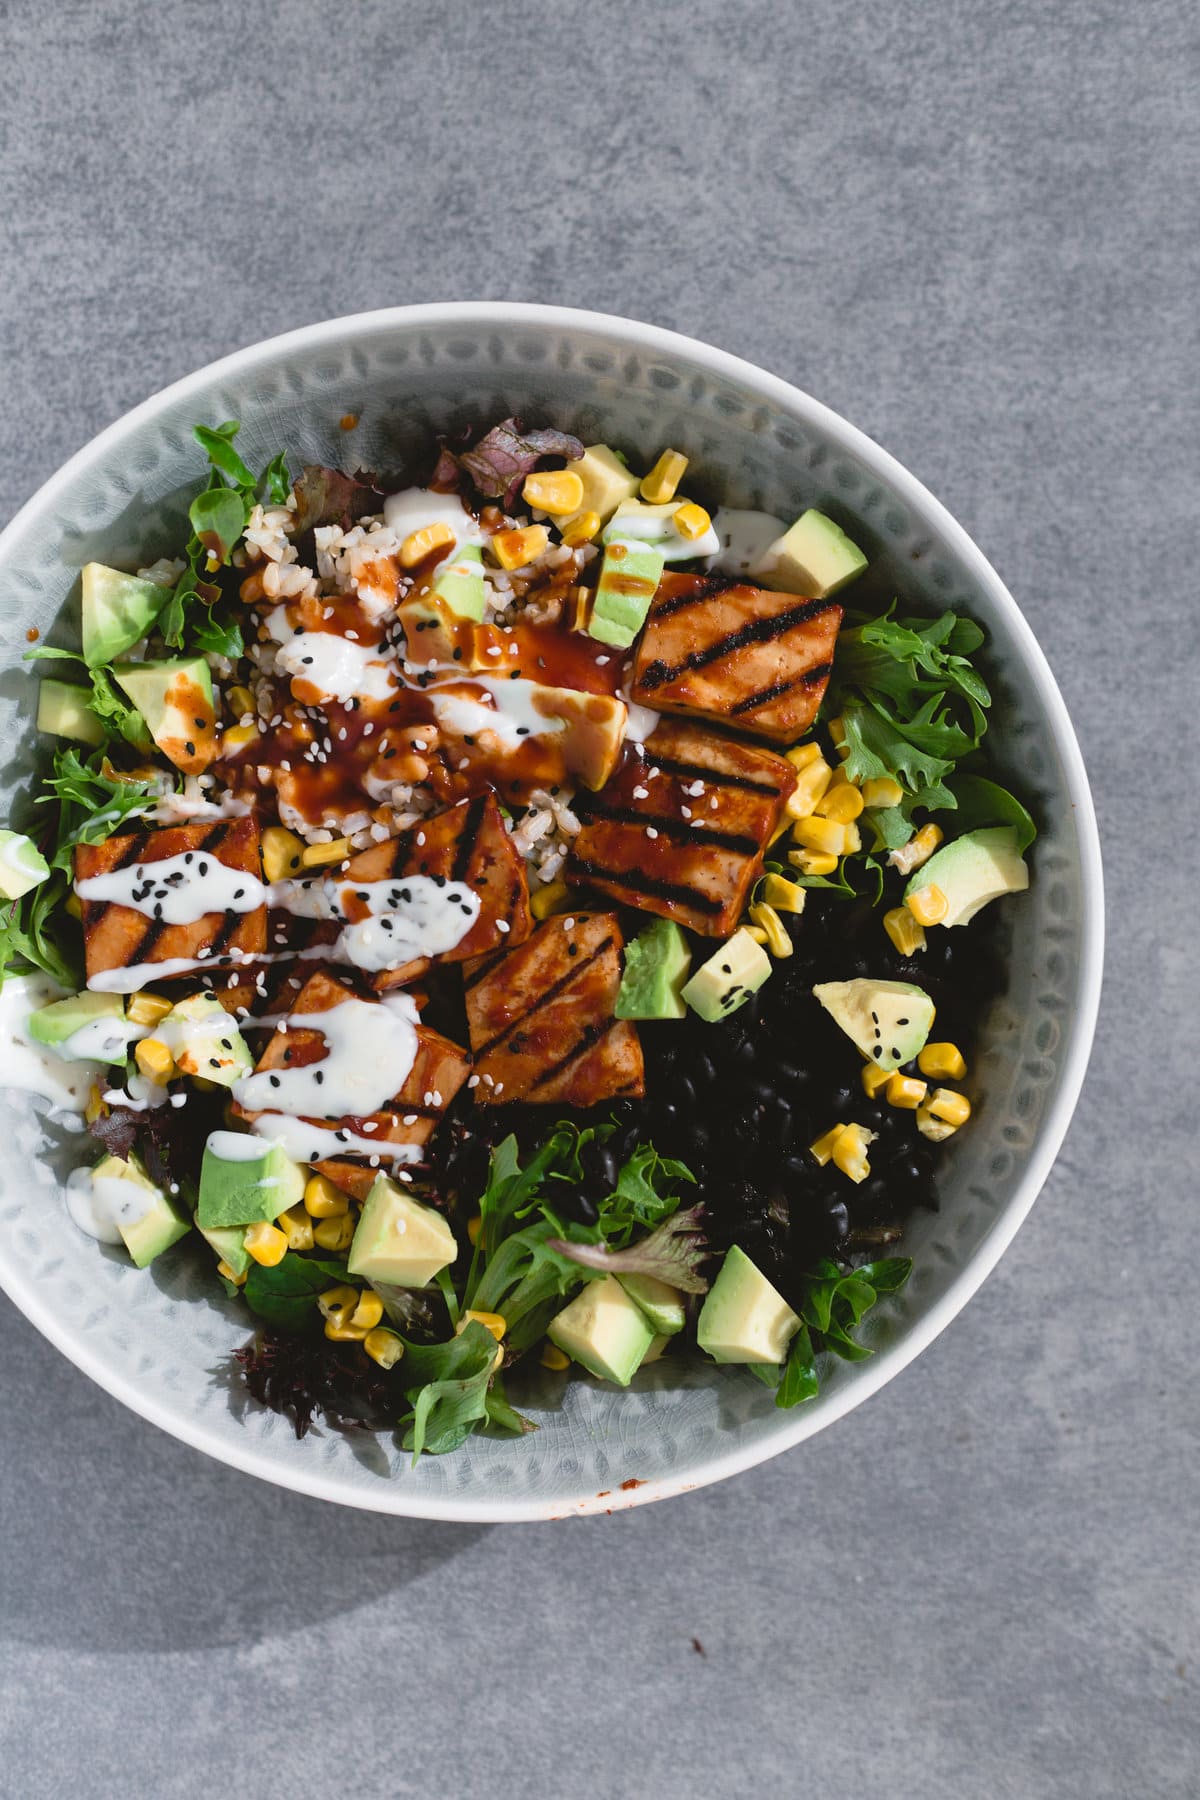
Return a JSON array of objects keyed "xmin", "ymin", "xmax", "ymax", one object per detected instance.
[
  {"xmin": 595, "ymin": 655, "xmax": 610, "ymax": 665},
  {"xmin": 403, "ymin": 1113, "xmax": 417, "ymax": 1125},
  {"xmin": 467, "ymin": 1074, "xmax": 480, "ymax": 1088},
  {"xmin": 646, "ymin": 827, "xmax": 658, "ymax": 839},
  {"xmin": 497, "ymin": 919, "xmax": 510, "ymax": 933},
  {"xmin": 681, "ymin": 806, "xmax": 692, "ymax": 818},
  {"xmin": 398, "ymin": 1169, "xmax": 413, "ymax": 1182},
  {"xmin": 486, "ymin": 645, "xmax": 501, "ymax": 656},
  {"xmin": 632, "ymin": 785, "xmax": 649, "ymax": 799}
]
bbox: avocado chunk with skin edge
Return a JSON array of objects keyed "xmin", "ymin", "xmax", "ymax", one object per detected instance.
[
  {"xmin": 81, "ymin": 562, "xmax": 169, "ymax": 667},
  {"xmin": 0, "ymin": 831, "xmax": 50, "ymax": 901},
  {"xmin": 36, "ymin": 678, "xmax": 105, "ymax": 747},
  {"xmin": 681, "ymin": 928, "xmax": 772, "ymax": 1023},
  {"xmin": 617, "ymin": 1272, "xmax": 686, "ymax": 1336},
  {"xmin": 27, "ymin": 990, "xmax": 133, "ymax": 1063},
  {"xmin": 756, "ymin": 509, "xmax": 867, "ymax": 598},
  {"xmin": 91, "ymin": 1151, "xmax": 190, "ymax": 1267},
  {"xmin": 588, "ymin": 539, "xmax": 666, "ymax": 648},
  {"xmin": 905, "ymin": 826, "xmax": 1029, "ymax": 928},
  {"xmin": 615, "ymin": 918, "xmax": 692, "ymax": 1020},
  {"xmin": 159, "ymin": 993, "xmax": 252, "ymax": 1088},
  {"xmin": 547, "ymin": 1274, "xmax": 656, "ymax": 1385},
  {"xmin": 346, "ymin": 1173, "xmax": 458, "ymax": 1289},
  {"xmin": 197, "ymin": 1132, "xmax": 306, "ymax": 1229},
  {"xmin": 697, "ymin": 1245, "xmax": 800, "ymax": 1365},
  {"xmin": 112, "ymin": 656, "xmax": 217, "ymax": 775},
  {"xmin": 813, "ymin": 977, "xmax": 936, "ymax": 1073}
]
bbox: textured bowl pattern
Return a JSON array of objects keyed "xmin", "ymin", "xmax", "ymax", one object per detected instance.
[{"xmin": 0, "ymin": 307, "xmax": 1101, "ymax": 1519}]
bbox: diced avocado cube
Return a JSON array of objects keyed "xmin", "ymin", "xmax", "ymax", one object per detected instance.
[
  {"xmin": 617, "ymin": 1272, "xmax": 686, "ymax": 1336},
  {"xmin": 905, "ymin": 827, "xmax": 1029, "ymax": 929},
  {"xmin": 588, "ymin": 540, "xmax": 665, "ymax": 648},
  {"xmin": 91, "ymin": 1151, "xmax": 190, "ymax": 1267},
  {"xmin": 27, "ymin": 990, "xmax": 132, "ymax": 1063},
  {"xmin": 697, "ymin": 1245, "xmax": 800, "ymax": 1365},
  {"xmin": 681, "ymin": 928, "xmax": 772, "ymax": 1023},
  {"xmin": 200, "ymin": 1223, "xmax": 252, "ymax": 1279},
  {"xmin": 197, "ymin": 1131, "xmax": 305, "ymax": 1229},
  {"xmin": 547, "ymin": 1274, "xmax": 656, "ymax": 1385},
  {"xmin": 81, "ymin": 562, "xmax": 169, "ymax": 667},
  {"xmin": 813, "ymin": 977, "xmax": 936, "ymax": 1073},
  {"xmin": 556, "ymin": 444, "xmax": 640, "ymax": 532},
  {"xmin": 0, "ymin": 830, "xmax": 49, "ymax": 901},
  {"xmin": 36, "ymin": 678, "xmax": 104, "ymax": 747},
  {"xmin": 346, "ymin": 1173, "xmax": 458, "ymax": 1288},
  {"xmin": 602, "ymin": 498, "xmax": 721, "ymax": 563},
  {"xmin": 112, "ymin": 657, "xmax": 217, "ymax": 775},
  {"xmin": 615, "ymin": 918, "xmax": 692, "ymax": 1020},
  {"xmin": 759, "ymin": 509, "xmax": 867, "ymax": 598},
  {"xmin": 430, "ymin": 541, "xmax": 486, "ymax": 621},
  {"xmin": 160, "ymin": 993, "xmax": 252, "ymax": 1088}
]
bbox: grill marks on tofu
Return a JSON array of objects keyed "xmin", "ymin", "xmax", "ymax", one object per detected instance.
[
  {"xmin": 75, "ymin": 818, "xmax": 266, "ymax": 987},
  {"xmin": 567, "ymin": 720, "xmax": 796, "ymax": 936},
  {"xmin": 464, "ymin": 912, "xmax": 643, "ymax": 1106},
  {"xmin": 632, "ymin": 573, "xmax": 843, "ymax": 743},
  {"xmin": 232, "ymin": 969, "xmax": 469, "ymax": 1199}
]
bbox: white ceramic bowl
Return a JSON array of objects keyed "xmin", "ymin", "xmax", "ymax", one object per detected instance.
[{"xmin": 0, "ymin": 304, "xmax": 1103, "ymax": 1519}]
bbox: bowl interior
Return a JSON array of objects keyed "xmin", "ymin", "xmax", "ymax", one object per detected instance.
[{"xmin": 0, "ymin": 307, "xmax": 1099, "ymax": 1518}]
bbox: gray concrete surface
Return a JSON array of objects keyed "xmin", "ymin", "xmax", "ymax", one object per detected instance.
[{"xmin": 1, "ymin": 1, "xmax": 1196, "ymax": 1795}]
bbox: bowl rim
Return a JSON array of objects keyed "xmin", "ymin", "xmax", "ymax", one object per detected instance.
[{"xmin": 0, "ymin": 301, "xmax": 1104, "ymax": 1521}]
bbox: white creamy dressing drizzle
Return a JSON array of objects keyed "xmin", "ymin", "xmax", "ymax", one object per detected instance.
[
  {"xmin": 383, "ymin": 488, "xmax": 483, "ymax": 558},
  {"xmin": 619, "ymin": 696, "xmax": 660, "ymax": 743},
  {"xmin": 273, "ymin": 871, "xmax": 480, "ymax": 974},
  {"xmin": 428, "ymin": 676, "xmax": 569, "ymax": 749},
  {"xmin": 63, "ymin": 1166, "xmax": 127, "ymax": 1244},
  {"xmin": 0, "ymin": 975, "xmax": 99, "ymax": 1118},
  {"xmin": 604, "ymin": 504, "xmax": 722, "ymax": 563},
  {"xmin": 247, "ymin": 1115, "xmax": 422, "ymax": 1166},
  {"xmin": 101, "ymin": 1072, "xmax": 169, "ymax": 1112},
  {"xmin": 75, "ymin": 850, "xmax": 265, "ymax": 925},
  {"xmin": 56, "ymin": 1013, "xmax": 147, "ymax": 1063},
  {"xmin": 709, "ymin": 509, "xmax": 787, "ymax": 578},
  {"xmin": 233, "ymin": 990, "xmax": 421, "ymax": 1124},
  {"xmin": 276, "ymin": 631, "xmax": 396, "ymax": 705},
  {"xmin": 206, "ymin": 1128, "xmax": 273, "ymax": 1161}
]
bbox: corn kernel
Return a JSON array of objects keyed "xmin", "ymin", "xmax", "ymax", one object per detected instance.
[
  {"xmin": 467, "ymin": 1214, "xmax": 483, "ymax": 1247},
  {"xmin": 785, "ymin": 741, "xmax": 824, "ymax": 773},
  {"xmin": 457, "ymin": 1308, "xmax": 507, "ymax": 1342},
  {"xmin": 277, "ymin": 1204, "xmax": 314, "ymax": 1252},
  {"xmin": 84, "ymin": 1082, "xmax": 106, "ymax": 1126},
  {"xmin": 784, "ymin": 756, "xmax": 834, "ymax": 819},
  {"xmin": 886, "ymin": 1072, "xmax": 928, "ymax": 1110},
  {"xmin": 743, "ymin": 923, "xmax": 769, "ymax": 945},
  {"xmin": 814, "ymin": 781, "xmax": 864, "ymax": 824},
  {"xmin": 299, "ymin": 836, "xmax": 352, "ymax": 870},
  {"xmin": 399, "ymin": 521, "xmax": 457, "ymax": 568},
  {"xmin": 65, "ymin": 892, "xmax": 83, "ymax": 920},
  {"xmin": 559, "ymin": 510, "xmax": 602, "ymax": 547},
  {"xmin": 672, "ymin": 501, "xmax": 711, "ymax": 541},
  {"xmin": 350, "ymin": 1290, "xmax": 385, "ymax": 1332},
  {"xmin": 749, "ymin": 901, "xmax": 792, "ymax": 958},
  {"xmin": 531, "ymin": 877, "xmax": 570, "ymax": 920},
  {"xmin": 522, "ymin": 470, "xmax": 585, "ymax": 516},
  {"xmin": 791, "ymin": 815, "xmax": 846, "ymax": 856},
  {"xmin": 810, "ymin": 1123, "xmax": 848, "ymax": 1166},
  {"xmin": 862, "ymin": 776, "xmax": 904, "ymax": 810},
  {"xmin": 244, "ymin": 1221, "xmax": 288, "ymax": 1267},
  {"xmin": 762, "ymin": 873, "xmax": 807, "ymax": 914},
  {"xmin": 841, "ymin": 821, "xmax": 862, "ymax": 855},
  {"xmin": 883, "ymin": 907, "xmax": 927, "ymax": 956},
  {"xmin": 861, "ymin": 1062, "xmax": 891, "ymax": 1099},
  {"xmin": 227, "ymin": 684, "xmax": 256, "ymax": 718},
  {"xmin": 216, "ymin": 1258, "xmax": 248, "ymax": 1287},
  {"xmin": 318, "ymin": 1285, "xmax": 359, "ymax": 1328},
  {"xmin": 918, "ymin": 1042, "xmax": 967, "ymax": 1082},
  {"xmin": 304, "ymin": 1174, "xmax": 350, "ymax": 1218},
  {"xmin": 906, "ymin": 883, "xmax": 949, "ymax": 927},
  {"xmin": 540, "ymin": 1341, "xmax": 571, "ymax": 1372},
  {"xmin": 261, "ymin": 825, "xmax": 305, "ymax": 883},
  {"xmin": 220, "ymin": 723, "xmax": 260, "ymax": 755},
  {"xmin": 916, "ymin": 1104, "xmax": 957, "ymax": 1143},
  {"xmin": 314, "ymin": 1213, "xmax": 355, "ymax": 1252},
  {"xmin": 364, "ymin": 1326, "xmax": 404, "ymax": 1369},
  {"xmin": 127, "ymin": 990, "xmax": 173, "ymax": 1027},
  {"xmin": 325, "ymin": 1316, "xmax": 370, "ymax": 1342},
  {"xmin": 831, "ymin": 1122, "xmax": 875, "ymax": 1184},
  {"xmin": 640, "ymin": 449, "xmax": 689, "ymax": 504},
  {"xmin": 826, "ymin": 716, "xmax": 849, "ymax": 757},
  {"xmin": 788, "ymin": 848, "xmax": 839, "ymax": 876},
  {"xmin": 889, "ymin": 822, "xmax": 944, "ymax": 876},
  {"xmin": 134, "ymin": 1037, "xmax": 176, "ymax": 1083},
  {"xmin": 928, "ymin": 1087, "xmax": 972, "ymax": 1127},
  {"xmin": 491, "ymin": 525, "xmax": 549, "ymax": 570}
]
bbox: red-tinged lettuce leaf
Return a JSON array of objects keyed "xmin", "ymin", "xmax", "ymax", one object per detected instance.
[
  {"xmin": 458, "ymin": 417, "xmax": 584, "ymax": 508},
  {"xmin": 429, "ymin": 445, "xmax": 463, "ymax": 490},
  {"xmin": 547, "ymin": 1203, "xmax": 709, "ymax": 1294},
  {"xmin": 235, "ymin": 1330, "xmax": 397, "ymax": 1438},
  {"xmin": 290, "ymin": 465, "xmax": 384, "ymax": 533}
]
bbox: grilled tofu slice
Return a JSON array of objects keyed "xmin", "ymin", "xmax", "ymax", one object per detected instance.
[
  {"xmin": 567, "ymin": 719, "xmax": 796, "ymax": 936},
  {"xmin": 75, "ymin": 817, "xmax": 266, "ymax": 991},
  {"xmin": 262, "ymin": 793, "xmax": 532, "ymax": 992},
  {"xmin": 232, "ymin": 969, "xmax": 469, "ymax": 1198},
  {"xmin": 631, "ymin": 572, "xmax": 843, "ymax": 743},
  {"xmin": 464, "ymin": 912, "xmax": 643, "ymax": 1106}
]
